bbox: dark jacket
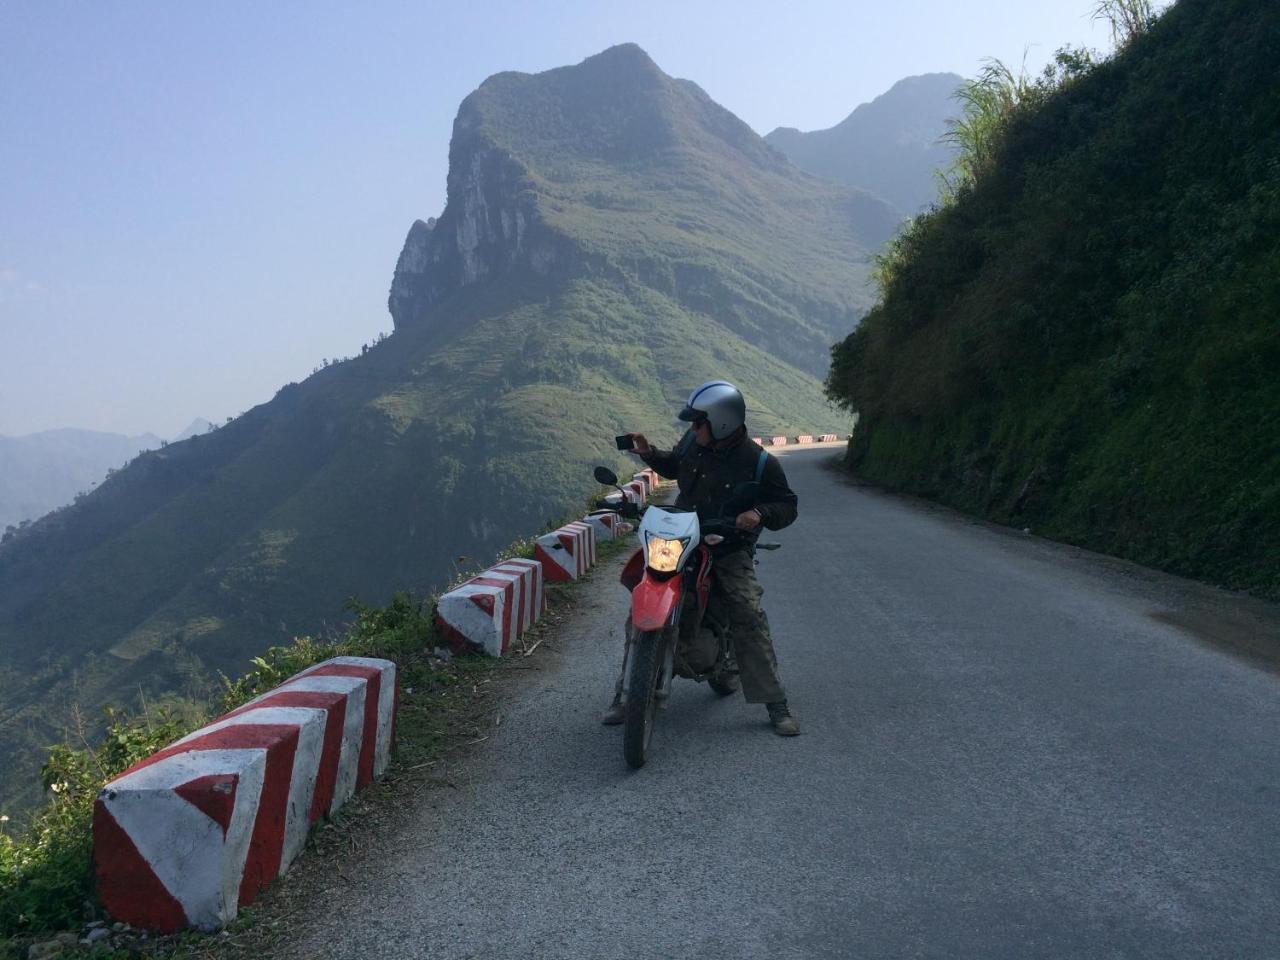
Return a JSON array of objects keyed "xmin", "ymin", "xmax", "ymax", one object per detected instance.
[{"xmin": 639, "ymin": 430, "xmax": 798, "ymax": 549}]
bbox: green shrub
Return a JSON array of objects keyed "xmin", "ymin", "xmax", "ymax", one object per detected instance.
[
  {"xmin": 0, "ymin": 705, "xmax": 188, "ymax": 935},
  {"xmin": 827, "ymin": 0, "xmax": 1280, "ymax": 596}
]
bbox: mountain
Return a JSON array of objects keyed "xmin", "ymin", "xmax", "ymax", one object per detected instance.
[
  {"xmin": 0, "ymin": 43, "xmax": 885, "ymax": 811},
  {"xmin": 766, "ymin": 73, "xmax": 963, "ymax": 216},
  {"xmin": 0, "ymin": 429, "xmax": 162, "ymax": 533},
  {"xmin": 827, "ymin": 0, "xmax": 1279, "ymax": 596},
  {"xmin": 387, "ymin": 43, "xmax": 899, "ymax": 367},
  {"xmin": 172, "ymin": 418, "xmax": 214, "ymax": 442}
]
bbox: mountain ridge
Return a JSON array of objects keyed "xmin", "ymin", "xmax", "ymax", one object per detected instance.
[
  {"xmin": 765, "ymin": 71, "xmax": 963, "ymax": 215},
  {"xmin": 389, "ymin": 43, "xmax": 898, "ymax": 375},
  {"xmin": 0, "ymin": 428, "xmax": 163, "ymax": 533}
]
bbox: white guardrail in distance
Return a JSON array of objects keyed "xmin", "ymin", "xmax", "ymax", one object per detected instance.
[
  {"xmin": 820, "ymin": 434, "xmax": 839, "ymax": 442},
  {"xmin": 93, "ymin": 657, "xmax": 397, "ymax": 932},
  {"xmin": 796, "ymin": 435, "xmax": 814, "ymax": 444}
]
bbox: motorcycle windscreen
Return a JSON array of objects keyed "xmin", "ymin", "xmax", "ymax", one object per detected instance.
[{"xmin": 631, "ymin": 575, "xmax": 684, "ymax": 631}]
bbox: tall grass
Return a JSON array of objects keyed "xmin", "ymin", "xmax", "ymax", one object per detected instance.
[
  {"xmin": 1093, "ymin": 0, "xmax": 1157, "ymax": 47},
  {"xmin": 939, "ymin": 57, "xmax": 1035, "ymax": 202}
]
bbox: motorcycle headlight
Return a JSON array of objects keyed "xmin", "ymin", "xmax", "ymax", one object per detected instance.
[{"xmin": 646, "ymin": 536, "xmax": 687, "ymax": 573}]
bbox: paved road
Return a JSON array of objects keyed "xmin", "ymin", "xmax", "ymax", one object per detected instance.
[{"xmin": 282, "ymin": 447, "xmax": 1280, "ymax": 960}]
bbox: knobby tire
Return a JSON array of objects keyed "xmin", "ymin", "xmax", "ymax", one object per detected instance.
[{"xmin": 623, "ymin": 629, "xmax": 664, "ymax": 769}]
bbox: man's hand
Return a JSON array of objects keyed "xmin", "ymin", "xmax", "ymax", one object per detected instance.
[
  {"xmin": 629, "ymin": 433, "xmax": 654, "ymax": 456},
  {"xmin": 735, "ymin": 508, "xmax": 762, "ymax": 531}
]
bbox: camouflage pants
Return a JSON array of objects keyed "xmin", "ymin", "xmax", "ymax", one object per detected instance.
[{"xmin": 691, "ymin": 549, "xmax": 787, "ymax": 704}]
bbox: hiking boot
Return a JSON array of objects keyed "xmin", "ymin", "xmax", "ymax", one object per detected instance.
[
  {"xmin": 707, "ymin": 667, "xmax": 740, "ymax": 697},
  {"xmin": 766, "ymin": 701, "xmax": 801, "ymax": 736},
  {"xmin": 601, "ymin": 700, "xmax": 625, "ymax": 726}
]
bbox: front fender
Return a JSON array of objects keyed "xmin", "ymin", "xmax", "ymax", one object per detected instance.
[
  {"xmin": 631, "ymin": 575, "xmax": 683, "ymax": 632},
  {"xmin": 619, "ymin": 548, "xmax": 645, "ymax": 592}
]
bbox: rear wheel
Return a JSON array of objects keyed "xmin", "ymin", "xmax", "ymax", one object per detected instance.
[{"xmin": 623, "ymin": 629, "xmax": 665, "ymax": 769}]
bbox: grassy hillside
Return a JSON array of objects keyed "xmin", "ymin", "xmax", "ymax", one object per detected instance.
[
  {"xmin": 0, "ymin": 46, "xmax": 866, "ymax": 812},
  {"xmin": 827, "ymin": 0, "xmax": 1279, "ymax": 596}
]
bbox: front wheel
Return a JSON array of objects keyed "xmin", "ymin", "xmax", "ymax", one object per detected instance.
[{"xmin": 623, "ymin": 629, "xmax": 666, "ymax": 769}]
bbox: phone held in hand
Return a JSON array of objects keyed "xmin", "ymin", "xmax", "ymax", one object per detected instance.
[{"xmin": 615, "ymin": 434, "xmax": 635, "ymax": 451}]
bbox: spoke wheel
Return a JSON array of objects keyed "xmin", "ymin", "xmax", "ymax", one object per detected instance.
[{"xmin": 623, "ymin": 629, "xmax": 666, "ymax": 769}]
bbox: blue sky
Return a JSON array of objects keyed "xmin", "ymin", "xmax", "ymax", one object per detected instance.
[{"xmin": 1, "ymin": 0, "xmax": 1131, "ymax": 437}]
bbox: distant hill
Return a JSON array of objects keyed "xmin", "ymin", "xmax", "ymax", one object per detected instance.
[
  {"xmin": 766, "ymin": 73, "xmax": 963, "ymax": 216},
  {"xmin": 0, "ymin": 429, "xmax": 162, "ymax": 532},
  {"xmin": 827, "ymin": 0, "xmax": 1279, "ymax": 596},
  {"xmin": 172, "ymin": 418, "xmax": 213, "ymax": 442},
  {"xmin": 0, "ymin": 43, "xmax": 882, "ymax": 811}
]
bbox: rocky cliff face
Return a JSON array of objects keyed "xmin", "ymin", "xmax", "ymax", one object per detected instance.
[{"xmin": 388, "ymin": 109, "xmax": 582, "ymax": 330}]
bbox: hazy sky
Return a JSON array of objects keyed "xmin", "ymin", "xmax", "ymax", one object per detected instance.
[{"xmin": 1, "ymin": 0, "xmax": 1134, "ymax": 437}]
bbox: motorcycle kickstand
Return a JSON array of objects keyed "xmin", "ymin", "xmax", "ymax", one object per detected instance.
[{"xmin": 608, "ymin": 621, "xmax": 633, "ymax": 711}]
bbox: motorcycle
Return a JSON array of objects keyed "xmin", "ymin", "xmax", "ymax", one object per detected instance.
[{"xmin": 592, "ymin": 465, "xmax": 780, "ymax": 769}]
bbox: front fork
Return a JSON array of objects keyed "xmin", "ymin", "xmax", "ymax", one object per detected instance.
[{"xmin": 610, "ymin": 617, "xmax": 676, "ymax": 709}]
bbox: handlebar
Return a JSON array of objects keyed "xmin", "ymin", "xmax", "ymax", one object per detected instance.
[
  {"xmin": 594, "ymin": 497, "xmax": 641, "ymax": 519},
  {"xmin": 698, "ymin": 517, "xmax": 783, "ymax": 552},
  {"xmin": 591, "ymin": 488, "xmax": 781, "ymax": 550}
]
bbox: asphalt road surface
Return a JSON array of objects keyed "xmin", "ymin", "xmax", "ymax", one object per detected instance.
[{"xmin": 281, "ymin": 447, "xmax": 1280, "ymax": 960}]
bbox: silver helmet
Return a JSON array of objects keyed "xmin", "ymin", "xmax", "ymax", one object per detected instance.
[{"xmin": 678, "ymin": 380, "xmax": 746, "ymax": 440}]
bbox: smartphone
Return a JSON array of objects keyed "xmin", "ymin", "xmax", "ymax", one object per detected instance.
[{"xmin": 615, "ymin": 434, "xmax": 635, "ymax": 451}]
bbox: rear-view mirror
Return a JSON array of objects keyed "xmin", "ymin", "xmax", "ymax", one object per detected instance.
[{"xmin": 594, "ymin": 466, "xmax": 619, "ymax": 486}]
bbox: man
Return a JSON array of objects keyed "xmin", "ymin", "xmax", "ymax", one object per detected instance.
[{"xmin": 609, "ymin": 379, "xmax": 801, "ymax": 736}]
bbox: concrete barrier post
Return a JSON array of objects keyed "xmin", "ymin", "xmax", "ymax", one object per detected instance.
[
  {"xmin": 582, "ymin": 510, "xmax": 621, "ymax": 543},
  {"xmin": 492, "ymin": 558, "xmax": 545, "ymax": 625},
  {"xmin": 93, "ymin": 657, "xmax": 396, "ymax": 933},
  {"xmin": 564, "ymin": 520, "xmax": 597, "ymax": 570},
  {"xmin": 535, "ymin": 521, "xmax": 596, "ymax": 582},
  {"xmin": 437, "ymin": 581, "xmax": 511, "ymax": 655}
]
